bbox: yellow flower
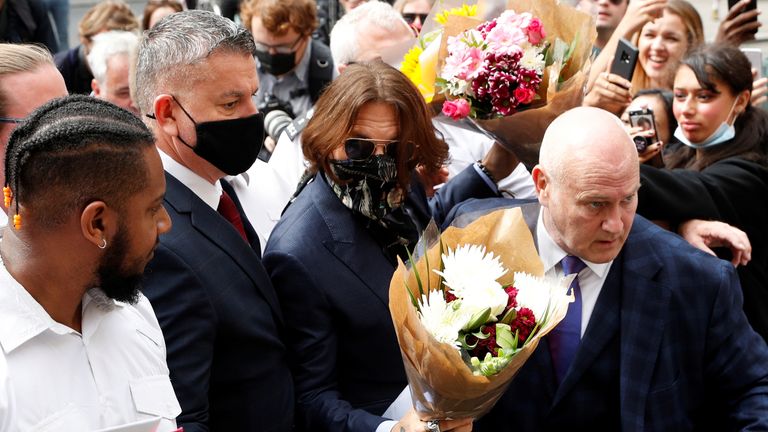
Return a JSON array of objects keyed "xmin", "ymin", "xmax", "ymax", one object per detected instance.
[
  {"xmin": 434, "ymin": 4, "xmax": 478, "ymax": 25},
  {"xmin": 400, "ymin": 44, "xmax": 434, "ymax": 102}
]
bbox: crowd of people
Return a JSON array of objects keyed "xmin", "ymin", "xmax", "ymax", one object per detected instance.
[{"xmin": 0, "ymin": 0, "xmax": 767, "ymax": 431}]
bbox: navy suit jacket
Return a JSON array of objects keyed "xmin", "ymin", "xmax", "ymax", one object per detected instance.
[
  {"xmin": 448, "ymin": 199, "xmax": 768, "ymax": 431},
  {"xmin": 143, "ymin": 173, "xmax": 294, "ymax": 432},
  {"xmin": 263, "ymin": 167, "xmax": 498, "ymax": 432}
]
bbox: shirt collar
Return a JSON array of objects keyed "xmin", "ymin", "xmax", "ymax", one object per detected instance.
[
  {"xmin": 536, "ymin": 208, "xmax": 612, "ymax": 278},
  {"xmin": 158, "ymin": 148, "xmax": 222, "ymax": 210},
  {"xmin": 0, "ymin": 259, "xmax": 121, "ymax": 353}
]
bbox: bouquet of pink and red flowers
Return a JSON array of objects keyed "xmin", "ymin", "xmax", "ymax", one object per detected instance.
[
  {"xmin": 439, "ymin": 10, "xmax": 548, "ymax": 120},
  {"xmin": 390, "ymin": 207, "xmax": 574, "ymax": 419}
]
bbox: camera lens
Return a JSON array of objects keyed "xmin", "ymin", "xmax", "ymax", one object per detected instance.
[{"xmin": 633, "ymin": 135, "xmax": 649, "ymax": 153}]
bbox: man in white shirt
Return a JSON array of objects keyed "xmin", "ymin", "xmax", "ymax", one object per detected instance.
[{"xmin": 0, "ymin": 95, "xmax": 180, "ymax": 431}]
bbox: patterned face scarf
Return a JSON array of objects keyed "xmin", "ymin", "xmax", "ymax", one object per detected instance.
[
  {"xmin": 328, "ymin": 155, "xmax": 405, "ymax": 221},
  {"xmin": 328, "ymin": 155, "xmax": 418, "ymax": 264}
]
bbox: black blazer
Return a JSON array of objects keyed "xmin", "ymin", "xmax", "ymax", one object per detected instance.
[
  {"xmin": 143, "ymin": 173, "xmax": 294, "ymax": 432},
  {"xmin": 638, "ymin": 157, "xmax": 768, "ymax": 342},
  {"xmin": 263, "ymin": 167, "xmax": 498, "ymax": 431}
]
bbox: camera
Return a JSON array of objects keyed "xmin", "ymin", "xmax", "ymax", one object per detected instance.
[{"xmin": 257, "ymin": 93, "xmax": 295, "ymax": 118}]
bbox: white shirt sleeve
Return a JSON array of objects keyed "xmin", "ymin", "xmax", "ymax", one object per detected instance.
[{"xmin": 376, "ymin": 420, "xmax": 398, "ymax": 432}]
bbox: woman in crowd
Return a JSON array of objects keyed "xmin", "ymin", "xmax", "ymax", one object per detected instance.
[
  {"xmin": 263, "ymin": 60, "xmax": 519, "ymax": 432},
  {"xmin": 637, "ymin": 44, "xmax": 768, "ymax": 342},
  {"xmin": 393, "ymin": 0, "xmax": 434, "ymax": 34},
  {"xmin": 584, "ymin": 0, "xmax": 703, "ymax": 115},
  {"xmin": 142, "ymin": 0, "xmax": 184, "ymax": 30}
]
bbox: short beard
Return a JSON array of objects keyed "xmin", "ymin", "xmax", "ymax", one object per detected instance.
[{"xmin": 96, "ymin": 224, "xmax": 144, "ymax": 305}]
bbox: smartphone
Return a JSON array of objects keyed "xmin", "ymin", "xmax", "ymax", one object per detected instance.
[
  {"xmin": 610, "ymin": 38, "xmax": 639, "ymax": 82},
  {"xmin": 742, "ymin": 47, "xmax": 763, "ymax": 79},
  {"xmin": 728, "ymin": 0, "xmax": 759, "ymax": 35},
  {"xmin": 628, "ymin": 108, "xmax": 658, "ymax": 152}
]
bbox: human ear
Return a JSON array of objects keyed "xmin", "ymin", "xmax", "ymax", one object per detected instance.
[
  {"xmin": 153, "ymin": 94, "xmax": 180, "ymax": 139},
  {"xmin": 80, "ymin": 201, "xmax": 116, "ymax": 249},
  {"xmin": 532, "ymin": 165, "xmax": 549, "ymax": 204}
]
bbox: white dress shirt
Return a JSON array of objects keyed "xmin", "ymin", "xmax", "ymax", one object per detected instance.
[
  {"xmin": 432, "ymin": 115, "xmax": 537, "ymax": 199},
  {"xmin": 159, "ymin": 148, "xmax": 221, "ymax": 210},
  {"xmin": 536, "ymin": 209, "xmax": 613, "ymax": 336},
  {"xmin": 0, "ymin": 260, "xmax": 181, "ymax": 431},
  {"xmin": 0, "ymin": 351, "xmax": 13, "ymax": 432}
]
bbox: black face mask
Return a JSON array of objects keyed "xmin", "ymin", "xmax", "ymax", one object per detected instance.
[
  {"xmin": 255, "ymin": 49, "xmax": 297, "ymax": 76},
  {"xmin": 174, "ymin": 97, "xmax": 264, "ymax": 176},
  {"xmin": 329, "ymin": 155, "xmax": 405, "ymax": 221}
]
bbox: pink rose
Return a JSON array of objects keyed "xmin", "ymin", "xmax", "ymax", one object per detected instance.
[
  {"xmin": 442, "ymin": 99, "xmax": 471, "ymax": 120},
  {"xmin": 514, "ymin": 86, "xmax": 535, "ymax": 104},
  {"xmin": 525, "ymin": 18, "xmax": 545, "ymax": 45}
]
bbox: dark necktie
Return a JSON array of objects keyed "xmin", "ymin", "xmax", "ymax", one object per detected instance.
[
  {"xmin": 217, "ymin": 190, "xmax": 248, "ymax": 243},
  {"xmin": 549, "ymin": 255, "xmax": 587, "ymax": 384}
]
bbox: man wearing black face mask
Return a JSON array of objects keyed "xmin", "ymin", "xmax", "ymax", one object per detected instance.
[
  {"xmin": 240, "ymin": 0, "xmax": 335, "ymax": 119},
  {"xmin": 133, "ymin": 10, "xmax": 294, "ymax": 432}
]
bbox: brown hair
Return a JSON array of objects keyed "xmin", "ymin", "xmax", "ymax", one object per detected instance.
[
  {"xmin": 632, "ymin": 0, "xmax": 704, "ymax": 90},
  {"xmin": 240, "ymin": 0, "xmax": 317, "ymax": 37},
  {"xmin": 141, "ymin": 0, "xmax": 184, "ymax": 30},
  {"xmin": 302, "ymin": 60, "xmax": 448, "ymax": 190},
  {"xmin": 0, "ymin": 44, "xmax": 55, "ymax": 117},
  {"xmin": 79, "ymin": 0, "xmax": 140, "ymax": 47}
]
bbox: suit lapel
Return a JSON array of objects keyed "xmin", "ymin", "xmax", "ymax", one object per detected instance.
[
  {"xmin": 310, "ymin": 174, "xmax": 394, "ymax": 307},
  {"xmin": 617, "ymin": 224, "xmax": 669, "ymax": 431},
  {"xmin": 164, "ymin": 173, "xmax": 284, "ymax": 324}
]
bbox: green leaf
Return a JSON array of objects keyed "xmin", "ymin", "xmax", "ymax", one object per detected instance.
[
  {"xmin": 405, "ymin": 281, "xmax": 419, "ymax": 311},
  {"xmin": 499, "ymin": 307, "xmax": 517, "ymax": 325},
  {"xmin": 405, "ymin": 246, "xmax": 425, "ymax": 301},
  {"xmin": 463, "ymin": 307, "xmax": 491, "ymax": 331},
  {"xmin": 495, "ymin": 323, "xmax": 514, "ymax": 350},
  {"xmin": 460, "ymin": 332, "xmax": 480, "ymax": 350}
]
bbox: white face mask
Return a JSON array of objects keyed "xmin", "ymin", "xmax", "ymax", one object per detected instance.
[{"xmin": 674, "ymin": 98, "xmax": 739, "ymax": 149}]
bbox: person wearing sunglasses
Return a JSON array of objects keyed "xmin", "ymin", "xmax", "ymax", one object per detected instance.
[
  {"xmin": 394, "ymin": 0, "xmax": 433, "ymax": 34},
  {"xmin": 240, "ymin": 0, "xmax": 334, "ymax": 120},
  {"xmin": 263, "ymin": 60, "xmax": 522, "ymax": 432}
]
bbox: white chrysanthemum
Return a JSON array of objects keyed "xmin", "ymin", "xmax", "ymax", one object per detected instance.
[
  {"xmin": 418, "ymin": 290, "xmax": 469, "ymax": 349},
  {"xmin": 513, "ymin": 272, "xmax": 558, "ymax": 319},
  {"xmin": 520, "ymin": 47, "xmax": 545, "ymax": 74},
  {"xmin": 434, "ymin": 245, "xmax": 509, "ymax": 317}
]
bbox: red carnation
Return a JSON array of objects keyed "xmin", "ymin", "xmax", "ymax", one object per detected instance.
[{"xmin": 510, "ymin": 307, "xmax": 536, "ymax": 343}]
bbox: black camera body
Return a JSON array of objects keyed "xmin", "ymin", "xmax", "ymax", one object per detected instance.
[{"xmin": 258, "ymin": 93, "xmax": 295, "ymax": 118}]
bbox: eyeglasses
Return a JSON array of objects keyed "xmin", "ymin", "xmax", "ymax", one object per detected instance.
[
  {"xmin": 402, "ymin": 13, "xmax": 428, "ymax": 25},
  {"xmin": 0, "ymin": 117, "xmax": 22, "ymax": 124},
  {"xmin": 254, "ymin": 35, "xmax": 304, "ymax": 55},
  {"xmin": 344, "ymin": 138, "xmax": 400, "ymax": 161}
]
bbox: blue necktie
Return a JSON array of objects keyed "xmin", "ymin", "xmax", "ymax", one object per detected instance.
[{"xmin": 549, "ymin": 255, "xmax": 587, "ymax": 384}]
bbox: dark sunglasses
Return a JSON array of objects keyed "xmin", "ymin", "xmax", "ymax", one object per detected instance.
[
  {"xmin": 344, "ymin": 138, "xmax": 400, "ymax": 161},
  {"xmin": 402, "ymin": 13, "xmax": 428, "ymax": 25},
  {"xmin": 0, "ymin": 117, "xmax": 22, "ymax": 124}
]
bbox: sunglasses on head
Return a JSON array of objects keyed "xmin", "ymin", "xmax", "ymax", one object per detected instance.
[
  {"xmin": 0, "ymin": 117, "xmax": 22, "ymax": 124},
  {"xmin": 402, "ymin": 12, "xmax": 428, "ymax": 24}
]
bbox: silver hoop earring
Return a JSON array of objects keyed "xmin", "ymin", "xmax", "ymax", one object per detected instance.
[{"xmin": 98, "ymin": 238, "xmax": 107, "ymax": 249}]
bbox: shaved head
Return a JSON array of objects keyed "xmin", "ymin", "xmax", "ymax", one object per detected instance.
[
  {"xmin": 539, "ymin": 106, "xmax": 638, "ymax": 187},
  {"xmin": 534, "ymin": 107, "xmax": 641, "ymax": 263}
]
